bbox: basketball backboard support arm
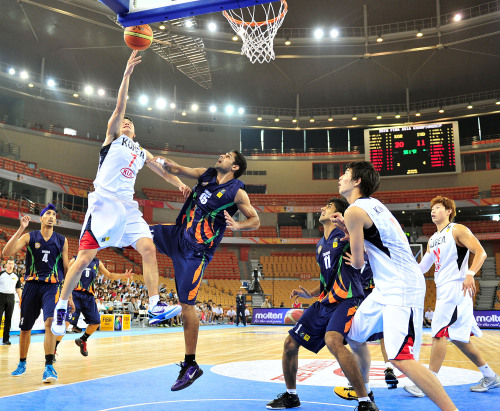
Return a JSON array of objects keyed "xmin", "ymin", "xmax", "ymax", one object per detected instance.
[{"xmin": 100, "ymin": 0, "xmax": 273, "ymax": 26}]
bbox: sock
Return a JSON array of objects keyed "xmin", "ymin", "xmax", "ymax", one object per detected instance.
[
  {"xmin": 358, "ymin": 397, "xmax": 371, "ymax": 403},
  {"xmin": 431, "ymin": 371, "xmax": 438, "ymax": 377},
  {"xmin": 149, "ymin": 295, "xmax": 159, "ymax": 307},
  {"xmin": 80, "ymin": 332, "xmax": 90, "ymax": 342},
  {"xmin": 184, "ymin": 354, "xmax": 196, "ymax": 365},
  {"xmin": 479, "ymin": 364, "xmax": 496, "ymax": 378},
  {"xmin": 385, "ymin": 362, "xmax": 393, "ymax": 370},
  {"xmin": 287, "ymin": 389, "xmax": 297, "ymax": 395},
  {"xmin": 20, "ymin": 358, "xmax": 26, "ymax": 363},
  {"xmin": 55, "ymin": 340, "xmax": 60, "ymax": 350},
  {"xmin": 56, "ymin": 299, "xmax": 68, "ymax": 310},
  {"xmin": 365, "ymin": 383, "xmax": 371, "ymax": 393},
  {"xmin": 45, "ymin": 354, "xmax": 54, "ymax": 366}
]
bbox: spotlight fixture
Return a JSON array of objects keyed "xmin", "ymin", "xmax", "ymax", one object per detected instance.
[
  {"xmin": 415, "ymin": 112, "xmax": 421, "ymax": 117},
  {"xmin": 209, "ymin": 105, "xmax": 217, "ymax": 113},
  {"xmin": 352, "ymin": 115, "xmax": 357, "ymax": 120},
  {"xmin": 156, "ymin": 98, "xmax": 167, "ymax": 109},
  {"xmin": 28, "ymin": 83, "xmax": 34, "ymax": 88},
  {"xmin": 309, "ymin": 117, "xmax": 315, "ymax": 123},
  {"xmin": 292, "ymin": 118, "xmax": 297, "ymax": 123},
  {"xmin": 438, "ymin": 107, "xmax": 444, "ymax": 113},
  {"xmin": 191, "ymin": 103, "xmax": 199, "ymax": 111},
  {"xmin": 496, "ymin": 99, "xmax": 500, "ymax": 105},
  {"xmin": 376, "ymin": 114, "xmax": 382, "ymax": 119},
  {"xmin": 170, "ymin": 102, "xmax": 176, "ymax": 109},
  {"xmin": 313, "ymin": 28, "xmax": 324, "ymax": 39},
  {"xmin": 97, "ymin": 88, "xmax": 105, "ymax": 96},
  {"xmin": 139, "ymin": 95, "xmax": 149, "ymax": 105},
  {"xmin": 376, "ymin": 34, "xmax": 383, "ymax": 42},
  {"xmin": 8, "ymin": 68, "xmax": 15, "ymax": 75},
  {"xmin": 467, "ymin": 103, "xmax": 473, "ymax": 109},
  {"xmin": 20, "ymin": 71, "xmax": 29, "ymax": 79},
  {"xmin": 159, "ymin": 24, "xmax": 166, "ymax": 30},
  {"xmin": 181, "ymin": 110, "xmax": 187, "ymax": 116},
  {"xmin": 453, "ymin": 13, "xmax": 462, "ymax": 22},
  {"xmin": 232, "ymin": 35, "xmax": 239, "ymax": 41},
  {"xmin": 330, "ymin": 29, "xmax": 339, "ymax": 38},
  {"xmin": 328, "ymin": 116, "xmax": 333, "ymax": 122},
  {"xmin": 147, "ymin": 107, "xmax": 152, "ymax": 111},
  {"xmin": 47, "ymin": 79, "xmax": 56, "ymax": 87},
  {"xmin": 208, "ymin": 22, "xmax": 217, "ymax": 32},
  {"xmin": 395, "ymin": 113, "xmax": 401, "ymax": 119},
  {"xmin": 185, "ymin": 20, "xmax": 194, "ymax": 28},
  {"xmin": 225, "ymin": 105, "xmax": 235, "ymax": 114},
  {"xmin": 416, "ymin": 29, "xmax": 423, "ymax": 37},
  {"xmin": 274, "ymin": 116, "xmax": 280, "ymax": 122},
  {"xmin": 238, "ymin": 107, "xmax": 245, "ymax": 115},
  {"xmin": 84, "ymin": 85, "xmax": 93, "ymax": 95},
  {"xmin": 73, "ymin": 93, "xmax": 79, "ymax": 98},
  {"xmin": 257, "ymin": 115, "xmax": 263, "ymax": 121},
  {"xmin": 284, "ymin": 37, "xmax": 291, "ymax": 46}
]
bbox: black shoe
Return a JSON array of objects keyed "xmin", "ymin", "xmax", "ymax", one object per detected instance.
[
  {"xmin": 384, "ymin": 367, "xmax": 398, "ymax": 389},
  {"xmin": 355, "ymin": 401, "xmax": 379, "ymax": 411},
  {"xmin": 3, "ymin": 341, "xmax": 11, "ymax": 345},
  {"xmin": 75, "ymin": 338, "xmax": 88, "ymax": 356},
  {"xmin": 266, "ymin": 392, "xmax": 301, "ymax": 409},
  {"xmin": 171, "ymin": 361, "xmax": 203, "ymax": 391}
]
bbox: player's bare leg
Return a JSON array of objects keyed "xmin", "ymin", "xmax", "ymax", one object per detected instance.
[
  {"xmin": 19, "ymin": 331, "xmax": 31, "ymax": 359},
  {"xmin": 347, "ymin": 338, "xmax": 371, "ymax": 383},
  {"xmin": 181, "ymin": 303, "xmax": 199, "ymax": 355},
  {"xmin": 429, "ymin": 336, "xmax": 448, "ymax": 373},
  {"xmin": 450, "ymin": 339, "xmax": 486, "ymax": 368},
  {"xmin": 380, "ymin": 338, "xmax": 398, "ymax": 388},
  {"xmin": 392, "ymin": 359, "xmax": 457, "ymax": 410},
  {"xmin": 282, "ymin": 335, "xmax": 300, "ymax": 390},
  {"xmin": 44, "ymin": 318, "xmax": 56, "ymax": 355},
  {"xmin": 135, "ymin": 238, "xmax": 159, "ymax": 299}
]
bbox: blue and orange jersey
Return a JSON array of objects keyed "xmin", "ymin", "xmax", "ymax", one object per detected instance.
[
  {"xmin": 74, "ymin": 256, "xmax": 99, "ymax": 295},
  {"xmin": 316, "ymin": 227, "xmax": 364, "ymax": 306},
  {"xmin": 25, "ymin": 230, "xmax": 65, "ymax": 284},
  {"xmin": 176, "ymin": 168, "xmax": 244, "ymax": 254}
]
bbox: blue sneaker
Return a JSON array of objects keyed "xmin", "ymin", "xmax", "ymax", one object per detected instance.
[
  {"xmin": 42, "ymin": 364, "xmax": 57, "ymax": 383},
  {"xmin": 171, "ymin": 362, "xmax": 203, "ymax": 391},
  {"xmin": 11, "ymin": 361, "xmax": 26, "ymax": 376},
  {"xmin": 148, "ymin": 303, "xmax": 182, "ymax": 325},
  {"xmin": 51, "ymin": 307, "xmax": 67, "ymax": 336}
]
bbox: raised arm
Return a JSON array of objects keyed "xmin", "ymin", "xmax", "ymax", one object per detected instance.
[
  {"xmin": 144, "ymin": 151, "xmax": 192, "ymax": 198},
  {"xmin": 149, "ymin": 155, "xmax": 207, "ymax": 180},
  {"xmin": 224, "ymin": 189, "xmax": 260, "ymax": 231},
  {"xmin": 343, "ymin": 206, "xmax": 369, "ymax": 270},
  {"xmin": 105, "ymin": 50, "xmax": 141, "ymax": 145},
  {"xmin": 2, "ymin": 216, "xmax": 31, "ymax": 257},
  {"xmin": 98, "ymin": 261, "xmax": 134, "ymax": 281}
]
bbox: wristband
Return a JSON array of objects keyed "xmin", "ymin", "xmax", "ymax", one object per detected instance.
[
  {"xmin": 466, "ymin": 270, "xmax": 475, "ymax": 277},
  {"xmin": 353, "ymin": 261, "xmax": 367, "ymax": 273}
]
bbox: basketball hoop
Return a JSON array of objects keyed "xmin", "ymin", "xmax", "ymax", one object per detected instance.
[{"xmin": 223, "ymin": 0, "xmax": 288, "ymax": 64}]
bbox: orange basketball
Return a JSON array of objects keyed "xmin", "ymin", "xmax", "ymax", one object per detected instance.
[{"xmin": 124, "ymin": 25, "xmax": 153, "ymax": 51}]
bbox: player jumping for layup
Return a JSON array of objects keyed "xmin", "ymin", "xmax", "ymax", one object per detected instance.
[
  {"xmin": 404, "ymin": 196, "xmax": 499, "ymax": 397},
  {"xmin": 51, "ymin": 51, "xmax": 190, "ymax": 336},
  {"xmin": 149, "ymin": 151, "xmax": 260, "ymax": 391}
]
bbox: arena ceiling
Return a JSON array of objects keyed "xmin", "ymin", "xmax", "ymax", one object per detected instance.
[{"xmin": 1, "ymin": 0, "xmax": 499, "ymax": 127}]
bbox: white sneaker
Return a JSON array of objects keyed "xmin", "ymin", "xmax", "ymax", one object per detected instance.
[
  {"xmin": 51, "ymin": 307, "xmax": 68, "ymax": 336},
  {"xmin": 148, "ymin": 303, "xmax": 182, "ymax": 325},
  {"xmin": 403, "ymin": 384, "xmax": 425, "ymax": 397},
  {"xmin": 470, "ymin": 375, "xmax": 500, "ymax": 392}
]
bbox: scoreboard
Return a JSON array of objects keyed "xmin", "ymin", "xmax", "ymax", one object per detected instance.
[{"xmin": 364, "ymin": 122, "xmax": 461, "ymax": 177}]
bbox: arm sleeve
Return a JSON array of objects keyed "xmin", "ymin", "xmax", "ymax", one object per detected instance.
[{"xmin": 418, "ymin": 252, "xmax": 434, "ymax": 274}]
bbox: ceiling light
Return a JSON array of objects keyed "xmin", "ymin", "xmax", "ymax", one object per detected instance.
[
  {"xmin": 170, "ymin": 102, "xmax": 176, "ymax": 109},
  {"xmin": 257, "ymin": 115, "xmax": 263, "ymax": 121},
  {"xmin": 20, "ymin": 71, "xmax": 29, "ymax": 79},
  {"xmin": 292, "ymin": 118, "xmax": 297, "ymax": 123},
  {"xmin": 415, "ymin": 112, "xmax": 421, "ymax": 117},
  {"xmin": 454, "ymin": 13, "xmax": 462, "ymax": 22},
  {"xmin": 376, "ymin": 114, "xmax": 382, "ymax": 119},
  {"xmin": 274, "ymin": 116, "xmax": 280, "ymax": 122},
  {"xmin": 208, "ymin": 22, "xmax": 217, "ymax": 32},
  {"xmin": 232, "ymin": 35, "xmax": 239, "ymax": 41},
  {"xmin": 185, "ymin": 20, "xmax": 194, "ymax": 28},
  {"xmin": 73, "ymin": 93, "xmax": 79, "ymax": 98},
  {"xmin": 147, "ymin": 107, "xmax": 152, "ymax": 111},
  {"xmin": 156, "ymin": 98, "xmax": 167, "ymax": 109},
  {"xmin": 97, "ymin": 88, "xmax": 105, "ymax": 96},
  {"xmin": 191, "ymin": 103, "xmax": 199, "ymax": 111},
  {"xmin": 209, "ymin": 105, "xmax": 217, "ymax": 113},
  {"xmin": 416, "ymin": 29, "xmax": 423, "ymax": 37},
  {"xmin": 181, "ymin": 110, "xmax": 187, "ymax": 116},
  {"xmin": 225, "ymin": 105, "xmax": 235, "ymax": 114},
  {"xmin": 8, "ymin": 68, "xmax": 15, "ymax": 75},
  {"xmin": 352, "ymin": 115, "xmax": 357, "ymax": 120},
  {"xmin": 309, "ymin": 117, "xmax": 315, "ymax": 123},
  {"xmin": 159, "ymin": 24, "xmax": 166, "ymax": 30},
  {"xmin": 467, "ymin": 103, "xmax": 473, "ymax": 109},
  {"xmin": 28, "ymin": 83, "xmax": 34, "ymax": 88},
  {"xmin": 496, "ymin": 100, "xmax": 500, "ymax": 105},
  {"xmin": 284, "ymin": 37, "xmax": 291, "ymax": 46},
  {"xmin": 238, "ymin": 107, "xmax": 245, "ymax": 115},
  {"xmin": 313, "ymin": 28, "xmax": 324, "ymax": 39},
  {"xmin": 328, "ymin": 116, "xmax": 333, "ymax": 122},
  {"xmin": 395, "ymin": 113, "xmax": 401, "ymax": 119},
  {"xmin": 47, "ymin": 79, "xmax": 56, "ymax": 87},
  {"xmin": 84, "ymin": 85, "xmax": 93, "ymax": 95},
  {"xmin": 330, "ymin": 29, "xmax": 339, "ymax": 38},
  {"xmin": 139, "ymin": 95, "xmax": 149, "ymax": 105},
  {"xmin": 377, "ymin": 34, "xmax": 383, "ymax": 42},
  {"xmin": 438, "ymin": 107, "xmax": 444, "ymax": 113}
]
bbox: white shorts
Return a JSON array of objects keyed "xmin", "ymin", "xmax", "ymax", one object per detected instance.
[
  {"xmin": 432, "ymin": 280, "xmax": 482, "ymax": 343},
  {"xmin": 80, "ymin": 191, "xmax": 152, "ymax": 250},
  {"xmin": 348, "ymin": 292, "xmax": 423, "ymax": 361}
]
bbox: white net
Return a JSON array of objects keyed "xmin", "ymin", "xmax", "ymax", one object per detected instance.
[{"xmin": 223, "ymin": 0, "xmax": 288, "ymax": 64}]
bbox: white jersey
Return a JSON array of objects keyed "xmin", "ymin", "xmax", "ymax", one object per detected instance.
[
  {"xmin": 93, "ymin": 135, "xmax": 147, "ymax": 200},
  {"xmin": 351, "ymin": 197, "xmax": 425, "ymax": 308},
  {"xmin": 428, "ymin": 223, "xmax": 470, "ymax": 288}
]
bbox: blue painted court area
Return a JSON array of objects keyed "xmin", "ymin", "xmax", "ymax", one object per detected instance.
[{"xmin": 2, "ymin": 362, "xmax": 499, "ymax": 410}]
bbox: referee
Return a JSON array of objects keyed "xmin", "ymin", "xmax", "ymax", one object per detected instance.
[{"xmin": 0, "ymin": 258, "xmax": 22, "ymax": 345}]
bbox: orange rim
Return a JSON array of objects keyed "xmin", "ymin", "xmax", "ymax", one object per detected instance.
[{"xmin": 223, "ymin": 0, "xmax": 287, "ymax": 27}]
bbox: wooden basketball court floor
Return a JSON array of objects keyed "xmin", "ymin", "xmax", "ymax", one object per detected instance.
[{"xmin": 1, "ymin": 325, "xmax": 499, "ymax": 410}]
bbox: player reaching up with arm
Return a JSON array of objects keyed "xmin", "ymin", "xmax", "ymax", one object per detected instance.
[{"xmin": 51, "ymin": 51, "xmax": 185, "ymax": 340}]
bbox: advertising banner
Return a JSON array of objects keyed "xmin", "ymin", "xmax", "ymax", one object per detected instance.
[
  {"xmin": 252, "ymin": 308, "xmax": 304, "ymax": 325},
  {"xmin": 473, "ymin": 311, "xmax": 500, "ymax": 329},
  {"xmin": 122, "ymin": 314, "xmax": 131, "ymax": 330},
  {"xmin": 100, "ymin": 314, "xmax": 114, "ymax": 331}
]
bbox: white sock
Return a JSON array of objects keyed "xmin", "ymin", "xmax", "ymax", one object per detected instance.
[
  {"xmin": 385, "ymin": 362, "xmax": 393, "ymax": 370},
  {"xmin": 57, "ymin": 299, "xmax": 68, "ymax": 309},
  {"xmin": 431, "ymin": 371, "xmax": 438, "ymax": 377},
  {"xmin": 365, "ymin": 383, "xmax": 371, "ymax": 393},
  {"xmin": 287, "ymin": 389, "xmax": 297, "ymax": 395},
  {"xmin": 479, "ymin": 364, "xmax": 496, "ymax": 378},
  {"xmin": 149, "ymin": 295, "xmax": 159, "ymax": 307},
  {"xmin": 358, "ymin": 397, "xmax": 371, "ymax": 402}
]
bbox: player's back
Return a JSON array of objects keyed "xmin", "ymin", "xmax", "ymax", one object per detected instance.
[
  {"xmin": 351, "ymin": 197, "xmax": 425, "ymax": 308},
  {"xmin": 74, "ymin": 256, "xmax": 99, "ymax": 295},
  {"xmin": 25, "ymin": 230, "xmax": 66, "ymax": 283},
  {"xmin": 93, "ymin": 135, "xmax": 146, "ymax": 201}
]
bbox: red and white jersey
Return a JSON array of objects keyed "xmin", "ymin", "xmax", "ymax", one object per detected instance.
[
  {"xmin": 351, "ymin": 197, "xmax": 425, "ymax": 308},
  {"xmin": 93, "ymin": 135, "xmax": 146, "ymax": 200},
  {"xmin": 428, "ymin": 223, "xmax": 470, "ymax": 288}
]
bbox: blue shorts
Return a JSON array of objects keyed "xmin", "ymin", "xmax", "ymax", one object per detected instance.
[
  {"xmin": 289, "ymin": 298, "xmax": 362, "ymax": 354},
  {"xmin": 150, "ymin": 224, "xmax": 212, "ymax": 305},
  {"xmin": 69, "ymin": 290, "xmax": 100, "ymax": 325},
  {"xmin": 19, "ymin": 281, "xmax": 60, "ymax": 331}
]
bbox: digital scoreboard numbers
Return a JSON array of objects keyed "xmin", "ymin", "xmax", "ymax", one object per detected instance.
[{"xmin": 364, "ymin": 122, "xmax": 461, "ymax": 177}]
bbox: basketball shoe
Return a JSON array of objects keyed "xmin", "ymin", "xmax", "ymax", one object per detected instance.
[
  {"xmin": 266, "ymin": 392, "xmax": 301, "ymax": 409},
  {"xmin": 470, "ymin": 374, "xmax": 500, "ymax": 392},
  {"xmin": 75, "ymin": 338, "xmax": 88, "ymax": 356},
  {"xmin": 356, "ymin": 401, "xmax": 379, "ymax": 411},
  {"xmin": 171, "ymin": 361, "xmax": 203, "ymax": 391},
  {"xmin": 42, "ymin": 365, "xmax": 57, "ymax": 383},
  {"xmin": 51, "ymin": 306, "xmax": 68, "ymax": 336},
  {"xmin": 11, "ymin": 361, "xmax": 26, "ymax": 376},
  {"xmin": 384, "ymin": 367, "xmax": 399, "ymax": 389},
  {"xmin": 333, "ymin": 386, "xmax": 375, "ymax": 402},
  {"xmin": 403, "ymin": 384, "xmax": 425, "ymax": 397},
  {"xmin": 148, "ymin": 302, "xmax": 182, "ymax": 325}
]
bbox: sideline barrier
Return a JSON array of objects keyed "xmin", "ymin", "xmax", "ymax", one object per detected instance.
[
  {"xmin": 474, "ymin": 310, "xmax": 500, "ymax": 328},
  {"xmin": 252, "ymin": 308, "xmax": 303, "ymax": 325},
  {"xmin": 100, "ymin": 314, "xmax": 131, "ymax": 331}
]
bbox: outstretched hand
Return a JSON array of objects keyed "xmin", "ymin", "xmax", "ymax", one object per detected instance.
[
  {"xmin": 124, "ymin": 50, "xmax": 141, "ymax": 77},
  {"xmin": 290, "ymin": 286, "xmax": 312, "ymax": 300},
  {"xmin": 20, "ymin": 215, "xmax": 31, "ymax": 229},
  {"xmin": 123, "ymin": 269, "xmax": 134, "ymax": 279},
  {"xmin": 179, "ymin": 183, "xmax": 191, "ymax": 199},
  {"xmin": 330, "ymin": 212, "xmax": 349, "ymax": 241},
  {"xmin": 224, "ymin": 210, "xmax": 240, "ymax": 231}
]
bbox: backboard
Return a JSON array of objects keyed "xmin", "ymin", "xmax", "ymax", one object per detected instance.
[{"xmin": 100, "ymin": 0, "xmax": 274, "ymax": 26}]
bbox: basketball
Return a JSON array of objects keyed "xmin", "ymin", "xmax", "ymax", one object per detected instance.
[
  {"xmin": 124, "ymin": 25, "xmax": 153, "ymax": 51},
  {"xmin": 284, "ymin": 309, "xmax": 303, "ymax": 325}
]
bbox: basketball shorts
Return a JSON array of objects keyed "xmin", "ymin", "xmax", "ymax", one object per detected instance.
[
  {"xmin": 362, "ymin": 287, "xmax": 383, "ymax": 342},
  {"xmin": 79, "ymin": 191, "xmax": 152, "ymax": 250},
  {"xmin": 432, "ymin": 280, "xmax": 482, "ymax": 342},
  {"xmin": 347, "ymin": 292, "xmax": 423, "ymax": 361},
  {"xmin": 150, "ymin": 224, "xmax": 212, "ymax": 305},
  {"xmin": 69, "ymin": 290, "xmax": 100, "ymax": 325},
  {"xmin": 289, "ymin": 298, "xmax": 363, "ymax": 354},
  {"xmin": 19, "ymin": 281, "xmax": 60, "ymax": 331}
]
